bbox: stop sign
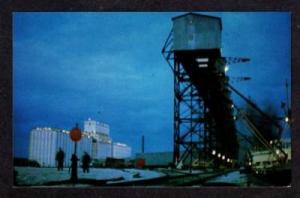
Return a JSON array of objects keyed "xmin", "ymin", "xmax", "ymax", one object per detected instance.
[{"xmin": 70, "ymin": 125, "xmax": 82, "ymax": 142}]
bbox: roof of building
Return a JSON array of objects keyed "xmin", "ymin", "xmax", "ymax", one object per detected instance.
[{"xmin": 172, "ymin": 12, "xmax": 222, "ymax": 30}]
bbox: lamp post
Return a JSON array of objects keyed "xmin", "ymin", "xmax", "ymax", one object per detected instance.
[{"xmin": 69, "ymin": 123, "xmax": 82, "ymax": 183}]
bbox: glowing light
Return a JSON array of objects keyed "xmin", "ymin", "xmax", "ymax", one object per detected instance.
[
  {"xmin": 285, "ymin": 117, "xmax": 289, "ymax": 123},
  {"xmin": 270, "ymin": 140, "xmax": 273, "ymax": 144},
  {"xmin": 222, "ymin": 155, "xmax": 225, "ymax": 160},
  {"xmin": 231, "ymin": 104, "xmax": 234, "ymax": 108},
  {"xmin": 233, "ymin": 116, "xmax": 237, "ymax": 120},
  {"xmin": 115, "ymin": 142, "xmax": 127, "ymax": 147},
  {"xmin": 196, "ymin": 58, "xmax": 209, "ymax": 63},
  {"xmin": 198, "ymin": 64, "xmax": 208, "ymax": 68},
  {"xmin": 227, "ymin": 158, "xmax": 230, "ymax": 162},
  {"xmin": 276, "ymin": 149, "xmax": 280, "ymax": 155},
  {"xmin": 224, "ymin": 65, "xmax": 229, "ymax": 72},
  {"xmin": 248, "ymin": 162, "xmax": 252, "ymax": 166},
  {"xmin": 217, "ymin": 153, "xmax": 221, "ymax": 158},
  {"xmin": 212, "ymin": 150, "xmax": 216, "ymax": 155}
]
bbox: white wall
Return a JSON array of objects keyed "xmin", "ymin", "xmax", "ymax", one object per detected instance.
[
  {"xmin": 28, "ymin": 124, "xmax": 131, "ymax": 167},
  {"xmin": 29, "ymin": 129, "xmax": 58, "ymax": 167},
  {"xmin": 96, "ymin": 142, "xmax": 112, "ymax": 159},
  {"xmin": 84, "ymin": 118, "xmax": 110, "ymax": 135},
  {"xmin": 113, "ymin": 143, "xmax": 131, "ymax": 159}
]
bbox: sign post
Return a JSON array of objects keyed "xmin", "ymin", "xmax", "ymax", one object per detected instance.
[{"xmin": 69, "ymin": 123, "xmax": 82, "ymax": 183}]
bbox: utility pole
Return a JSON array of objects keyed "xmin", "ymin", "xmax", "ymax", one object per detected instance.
[{"xmin": 142, "ymin": 135, "xmax": 145, "ymax": 154}]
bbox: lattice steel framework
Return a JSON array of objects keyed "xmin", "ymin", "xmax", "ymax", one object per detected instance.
[{"xmin": 162, "ymin": 30, "xmax": 216, "ymax": 167}]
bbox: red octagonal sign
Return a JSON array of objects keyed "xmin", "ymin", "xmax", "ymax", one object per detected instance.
[{"xmin": 70, "ymin": 125, "xmax": 82, "ymax": 142}]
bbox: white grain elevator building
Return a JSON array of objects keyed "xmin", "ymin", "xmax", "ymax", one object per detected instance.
[{"xmin": 28, "ymin": 118, "xmax": 131, "ymax": 167}]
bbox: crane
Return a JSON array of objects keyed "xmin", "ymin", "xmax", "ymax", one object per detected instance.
[
  {"xmin": 230, "ymin": 76, "xmax": 251, "ymax": 83},
  {"xmin": 215, "ymin": 56, "xmax": 250, "ymax": 67},
  {"xmin": 223, "ymin": 57, "xmax": 250, "ymax": 65}
]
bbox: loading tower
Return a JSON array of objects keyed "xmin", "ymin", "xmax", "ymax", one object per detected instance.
[{"xmin": 162, "ymin": 13, "xmax": 239, "ymax": 168}]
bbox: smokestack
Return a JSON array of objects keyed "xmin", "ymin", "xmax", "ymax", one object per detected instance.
[{"xmin": 142, "ymin": 135, "xmax": 144, "ymax": 153}]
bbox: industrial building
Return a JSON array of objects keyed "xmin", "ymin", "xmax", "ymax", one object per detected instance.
[
  {"xmin": 162, "ymin": 13, "xmax": 241, "ymax": 168},
  {"xmin": 161, "ymin": 13, "xmax": 291, "ymax": 186},
  {"xmin": 136, "ymin": 152, "xmax": 173, "ymax": 167},
  {"xmin": 28, "ymin": 118, "xmax": 131, "ymax": 167}
]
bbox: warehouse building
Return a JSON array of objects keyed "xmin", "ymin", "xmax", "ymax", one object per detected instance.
[{"xmin": 136, "ymin": 152, "xmax": 173, "ymax": 167}]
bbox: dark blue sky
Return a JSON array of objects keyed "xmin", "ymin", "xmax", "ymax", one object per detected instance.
[{"xmin": 13, "ymin": 12, "xmax": 291, "ymax": 158}]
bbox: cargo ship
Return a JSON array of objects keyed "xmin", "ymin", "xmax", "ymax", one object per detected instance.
[{"xmin": 249, "ymin": 139, "xmax": 291, "ymax": 186}]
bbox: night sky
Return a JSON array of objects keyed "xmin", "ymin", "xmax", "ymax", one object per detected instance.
[{"xmin": 13, "ymin": 12, "xmax": 291, "ymax": 158}]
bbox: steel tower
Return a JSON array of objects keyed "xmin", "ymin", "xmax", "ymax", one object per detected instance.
[{"xmin": 162, "ymin": 13, "xmax": 238, "ymax": 168}]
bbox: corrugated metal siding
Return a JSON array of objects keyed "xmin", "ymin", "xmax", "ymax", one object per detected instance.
[{"xmin": 173, "ymin": 14, "xmax": 222, "ymax": 51}]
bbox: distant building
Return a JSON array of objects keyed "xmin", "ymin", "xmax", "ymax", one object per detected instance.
[
  {"xmin": 136, "ymin": 152, "xmax": 173, "ymax": 167},
  {"xmin": 113, "ymin": 142, "xmax": 132, "ymax": 159},
  {"xmin": 84, "ymin": 118, "xmax": 110, "ymax": 137},
  {"xmin": 28, "ymin": 119, "xmax": 131, "ymax": 167},
  {"xmin": 136, "ymin": 151, "xmax": 193, "ymax": 167}
]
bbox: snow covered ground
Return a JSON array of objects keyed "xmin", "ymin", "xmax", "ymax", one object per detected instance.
[
  {"xmin": 204, "ymin": 171, "xmax": 248, "ymax": 186},
  {"xmin": 14, "ymin": 167, "xmax": 165, "ymax": 186}
]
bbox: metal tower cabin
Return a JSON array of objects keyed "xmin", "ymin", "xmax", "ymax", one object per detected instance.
[{"xmin": 162, "ymin": 13, "xmax": 239, "ymax": 167}]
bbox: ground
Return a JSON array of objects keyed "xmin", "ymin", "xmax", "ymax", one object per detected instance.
[{"xmin": 14, "ymin": 167, "xmax": 165, "ymax": 186}]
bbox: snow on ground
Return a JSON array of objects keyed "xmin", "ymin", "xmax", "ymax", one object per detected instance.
[
  {"xmin": 107, "ymin": 169, "xmax": 164, "ymax": 184},
  {"xmin": 205, "ymin": 170, "xmax": 248, "ymax": 185},
  {"xmin": 14, "ymin": 167, "xmax": 165, "ymax": 186},
  {"xmin": 175, "ymin": 169, "xmax": 204, "ymax": 174}
]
